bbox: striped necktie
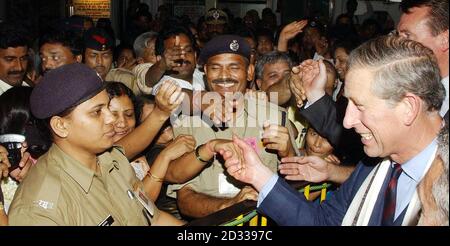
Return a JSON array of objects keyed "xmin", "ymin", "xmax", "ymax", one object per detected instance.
[{"xmin": 381, "ymin": 163, "xmax": 403, "ymax": 225}]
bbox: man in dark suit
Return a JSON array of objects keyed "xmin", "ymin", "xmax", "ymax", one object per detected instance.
[
  {"xmin": 221, "ymin": 35, "xmax": 446, "ymax": 226},
  {"xmin": 294, "ymin": 0, "xmax": 449, "ymax": 138}
]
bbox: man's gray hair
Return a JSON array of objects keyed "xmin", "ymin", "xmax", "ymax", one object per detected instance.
[
  {"xmin": 255, "ymin": 51, "xmax": 293, "ymax": 80},
  {"xmin": 348, "ymin": 35, "xmax": 445, "ymax": 112},
  {"xmin": 433, "ymin": 124, "xmax": 449, "ymax": 225},
  {"xmin": 133, "ymin": 31, "xmax": 158, "ymax": 58}
]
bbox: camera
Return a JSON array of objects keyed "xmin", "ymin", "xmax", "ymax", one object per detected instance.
[{"xmin": 0, "ymin": 134, "xmax": 25, "ymax": 172}]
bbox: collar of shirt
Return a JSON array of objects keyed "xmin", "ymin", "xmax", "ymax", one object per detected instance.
[
  {"xmin": 393, "ymin": 137, "xmax": 438, "ymax": 219},
  {"xmin": 0, "ymin": 79, "xmax": 12, "ymax": 95},
  {"xmin": 0, "ymin": 79, "xmax": 30, "ymax": 95},
  {"xmin": 49, "ymin": 144, "xmax": 96, "ymax": 193},
  {"xmin": 397, "ymin": 138, "xmax": 438, "ymax": 182}
]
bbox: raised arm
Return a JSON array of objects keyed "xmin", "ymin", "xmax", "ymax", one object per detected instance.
[
  {"xmin": 117, "ymin": 81, "xmax": 184, "ymax": 159},
  {"xmin": 144, "ymin": 35, "xmax": 187, "ymax": 88},
  {"xmin": 277, "ymin": 20, "xmax": 308, "ymax": 52}
]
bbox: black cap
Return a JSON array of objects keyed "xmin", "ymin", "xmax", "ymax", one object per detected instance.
[
  {"xmin": 199, "ymin": 35, "xmax": 251, "ymax": 65},
  {"xmin": 83, "ymin": 27, "xmax": 114, "ymax": 51},
  {"xmin": 30, "ymin": 63, "xmax": 104, "ymax": 119}
]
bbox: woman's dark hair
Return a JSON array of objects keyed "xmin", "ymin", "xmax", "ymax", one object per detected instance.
[
  {"xmin": 0, "ymin": 87, "xmax": 51, "ymax": 158},
  {"xmin": 105, "ymin": 82, "xmax": 142, "ymax": 125},
  {"xmin": 332, "ymin": 39, "xmax": 360, "ymax": 56},
  {"xmin": 134, "ymin": 94, "xmax": 155, "ymax": 125},
  {"xmin": 39, "ymin": 29, "xmax": 84, "ymax": 56}
]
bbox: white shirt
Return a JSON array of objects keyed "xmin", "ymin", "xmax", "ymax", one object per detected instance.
[
  {"xmin": 440, "ymin": 76, "xmax": 449, "ymax": 117},
  {"xmin": 151, "ymin": 68, "xmax": 205, "ymax": 95},
  {"xmin": 0, "ymin": 79, "xmax": 28, "ymax": 95}
]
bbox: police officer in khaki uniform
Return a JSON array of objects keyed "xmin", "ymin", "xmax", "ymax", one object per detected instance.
[
  {"xmin": 8, "ymin": 63, "xmax": 184, "ymax": 225},
  {"xmin": 167, "ymin": 35, "xmax": 297, "ymax": 218}
]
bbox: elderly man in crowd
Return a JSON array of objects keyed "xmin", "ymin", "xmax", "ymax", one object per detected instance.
[
  {"xmin": 222, "ymin": 35, "xmax": 446, "ymax": 226},
  {"xmin": 133, "ymin": 31, "xmax": 158, "ymax": 94}
]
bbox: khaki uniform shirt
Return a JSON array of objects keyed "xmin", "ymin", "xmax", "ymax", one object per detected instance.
[
  {"xmin": 106, "ymin": 68, "xmax": 139, "ymax": 95},
  {"xmin": 288, "ymin": 105, "xmax": 309, "ymax": 149},
  {"xmin": 168, "ymin": 98, "xmax": 293, "ymax": 198},
  {"xmin": 8, "ymin": 144, "xmax": 159, "ymax": 226}
]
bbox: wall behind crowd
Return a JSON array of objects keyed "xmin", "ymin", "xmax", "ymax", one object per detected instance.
[{"xmin": 333, "ymin": 0, "xmax": 401, "ymax": 25}]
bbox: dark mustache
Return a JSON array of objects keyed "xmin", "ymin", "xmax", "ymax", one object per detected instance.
[
  {"xmin": 8, "ymin": 70, "xmax": 24, "ymax": 75},
  {"xmin": 212, "ymin": 78, "xmax": 239, "ymax": 84},
  {"xmin": 174, "ymin": 59, "xmax": 192, "ymax": 65}
]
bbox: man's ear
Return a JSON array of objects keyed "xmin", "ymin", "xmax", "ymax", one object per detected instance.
[
  {"xmin": 75, "ymin": 55, "xmax": 83, "ymax": 63},
  {"xmin": 247, "ymin": 63, "xmax": 255, "ymax": 82},
  {"xmin": 50, "ymin": 116, "xmax": 69, "ymax": 138},
  {"xmin": 401, "ymin": 93, "xmax": 422, "ymax": 126},
  {"xmin": 438, "ymin": 30, "xmax": 449, "ymax": 52},
  {"xmin": 203, "ymin": 64, "xmax": 208, "ymax": 76},
  {"xmin": 255, "ymin": 78, "xmax": 262, "ymax": 90}
]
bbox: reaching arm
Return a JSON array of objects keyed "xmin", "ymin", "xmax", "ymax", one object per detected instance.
[
  {"xmin": 118, "ymin": 81, "xmax": 184, "ymax": 159},
  {"xmin": 165, "ymin": 139, "xmax": 238, "ymax": 184},
  {"xmin": 177, "ymin": 185, "xmax": 257, "ymax": 218},
  {"xmin": 277, "ymin": 20, "xmax": 308, "ymax": 52},
  {"xmin": 144, "ymin": 59, "xmax": 167, "ymax": 88},
  {"xmin": 145, "ymin": 35, "xmax": 187, "ymax": 88}
]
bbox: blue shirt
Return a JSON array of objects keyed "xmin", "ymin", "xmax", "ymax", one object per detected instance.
[{"xmin": 394, "ymin": 138, "xmax": 437, "ymax": 219}]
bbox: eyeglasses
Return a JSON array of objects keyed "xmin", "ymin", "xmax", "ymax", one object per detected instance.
[{"xmin": 40, "ymin": 54, "xmax": 65, "ymax": 63}]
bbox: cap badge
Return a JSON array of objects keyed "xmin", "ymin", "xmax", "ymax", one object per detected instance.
[
  {"xmin": 101, "ymin": 44, "xmax": 107, "ymax": 51},
  {"xmin": 212, "ymin": 10, "xmax": 220, "ymax": 20},
  {"xmin": 230, "ymin": 40, "xmax": 239, "ymax": 52}
]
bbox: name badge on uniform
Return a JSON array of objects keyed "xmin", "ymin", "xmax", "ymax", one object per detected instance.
[
  {"xmin": 98, "ymin": 215, "xmax": 114, "ymax": 226},
  {"xmin": 134, "ymin": 189, "xmax": 155, "ymax": 217}
]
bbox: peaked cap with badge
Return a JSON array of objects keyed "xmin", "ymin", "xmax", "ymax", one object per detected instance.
[
  {"xmin": 205, "ymin": 8, "xmax": 228, "ymax": 25},
  {"xmin": 83, "ymin": 27, "xmax": 114, "ymax": 51},
  {"xmin": 198, "ymin": 35, "xmax": 251, "ymax": 65}
]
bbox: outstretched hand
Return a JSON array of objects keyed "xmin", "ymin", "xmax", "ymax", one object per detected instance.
[
  {"xmin": 219, "ymin": 135, "xmax": 274, "ymax": 191},
  {"xmin": 278, "ymin": 20, "xmax": 308, "ymax": 52},
  {"xmin": 279, "ymin": 155, "xmax": 330, "ymax": 183}
]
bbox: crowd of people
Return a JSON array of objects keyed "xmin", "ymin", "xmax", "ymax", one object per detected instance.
[{"xmin": 0, "ymin": 0, "xmax": 448, "ymax": 226}]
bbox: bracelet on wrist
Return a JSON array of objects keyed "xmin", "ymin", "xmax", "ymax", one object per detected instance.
[{"xmin": 147, "ymin": 170, "xmax": 164, "ymax": 182}]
